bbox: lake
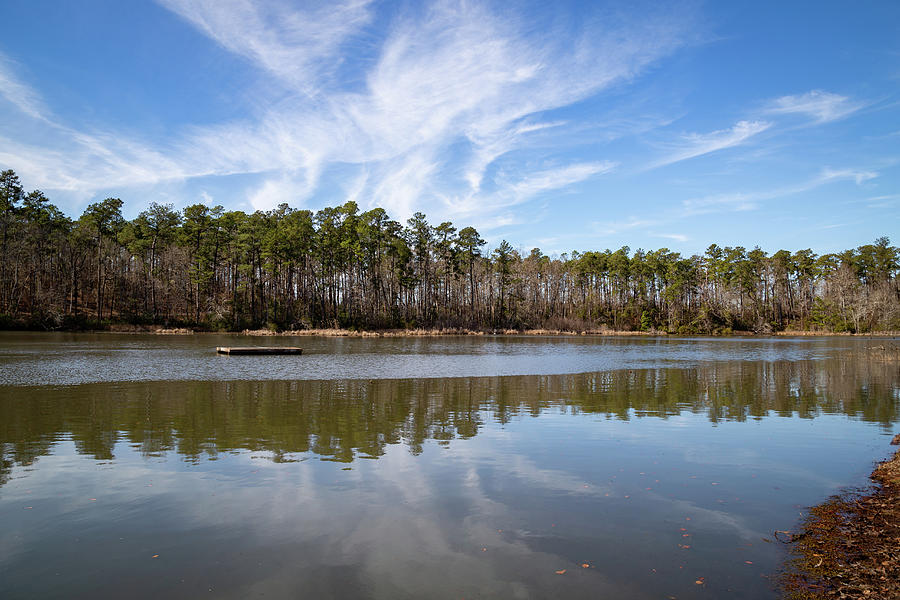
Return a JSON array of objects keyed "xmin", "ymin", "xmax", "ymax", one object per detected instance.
[{"xmin": 1, "ymin": 333, "xmax": 898, "ymax": 599}]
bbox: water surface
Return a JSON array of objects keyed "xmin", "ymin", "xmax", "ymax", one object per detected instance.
[
  {"xmin": 1, "ymin": 334, "xmax": 898, "ymax": 599},
  {"xmin": 0, "ymin": 332, "xmax": 850, "ymax": 385}
]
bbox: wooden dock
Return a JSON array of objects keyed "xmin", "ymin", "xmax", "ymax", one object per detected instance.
[{"xmin": 216, "ymin": 347, "xmax": 303, "ymax": 355}]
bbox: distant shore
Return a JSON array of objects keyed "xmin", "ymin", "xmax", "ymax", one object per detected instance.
[
  {"xmin": 782, "ymin": 437, "xmax": 900, "ymax": 599},
  {"xmin": 14, "ymin": 324, "xmax": 896, "ymax": 338}
]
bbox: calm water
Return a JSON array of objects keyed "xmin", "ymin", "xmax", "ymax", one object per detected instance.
[{"xmin": 1, "ymin": 333, "xmax": 898, "ymax": 599}]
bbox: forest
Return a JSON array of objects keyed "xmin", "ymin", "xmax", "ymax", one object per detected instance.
[{"xmin": 1, "ymin": 168, "xmax": 898, "ymax": 334}]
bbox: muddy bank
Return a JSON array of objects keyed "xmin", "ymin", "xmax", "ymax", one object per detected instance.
[{"xmin": 781, "ymin": 437, "xmax": 900, "ymax": 599}]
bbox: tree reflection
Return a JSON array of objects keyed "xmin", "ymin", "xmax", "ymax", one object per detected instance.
[{"xmin": 1, "ymin": 357, "xmax": 898, "ymax": 488}]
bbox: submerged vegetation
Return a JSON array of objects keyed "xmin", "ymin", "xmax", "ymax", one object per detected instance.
[{"xmin": 1, "ymin": 169, "xmax": 898, "ymax": 333}]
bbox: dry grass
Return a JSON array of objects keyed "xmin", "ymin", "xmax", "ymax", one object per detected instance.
[
  {"xmin": 106, "ymin": 324, "xmax": 195, "ymax": 334},
  {"xmin": 241, "ymin": 327, "xmax": 483, "ymax": 337},
  {"xmin": 238, "ymin": 327, "xmax": 666, "ymax": 337},
  {"xmin": 775, "ymin": 330, "xmax": 900, "ymax": 337}
]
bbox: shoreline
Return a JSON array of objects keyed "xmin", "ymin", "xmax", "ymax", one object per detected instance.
[
  {"xmin": 3, "ymin": 324, "xmax": 899, "ymax": 338},
  {"xmin": 782, "ymin": 437, "xmax": 900, "ymax": 599}
]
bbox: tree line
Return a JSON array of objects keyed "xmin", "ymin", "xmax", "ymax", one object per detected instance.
[{"xmin": 1, "ymin": 168, "xmax": 898, "ymax": 333}]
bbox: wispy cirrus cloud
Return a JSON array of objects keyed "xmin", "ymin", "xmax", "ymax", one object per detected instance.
[
  {"xmin": 765, "ymin": 90, "xmax": 863, "ymax": 123},
  {"xmin": 162, "ymin": 0, "xmax": 695, "ymax": 219},
  {"xmin": 0, "ymin": 127, "xmax": 187, "ymax": 198},
  {"xmin": 157, "ymin": 0, "xmax": 374, "ymax": 95},
  {"xmin": 444, "ymin": 161, "xmax": 618, "ymax": 224},
  {"xmin": 652, "ymin": 232, "xmax": 689, "ymax": 243},
  {"xmin": 0, "ymin": 0, "xmax": 698, "ymax": 226},
  {"xmin": 863, "ymin": 194, "xmax": 899, "ymax": 209},
  {"xmin": 818, "ymin": 167, "xmax": 878, "ymax": 186},
  {"xmin": 0, "ymin": 56, "xmax": 49, "ymax": 122},
  {"xmin": 680, "ymin": 192, "xmax": 758, "ymax": 215},
  {"xmin": 648, "ymin": 119, "xmax": 772, "ymax": 169},
  {"xmin": 680, "ymin": 166, "xmax": 879, "ymax": 216},
  {"xmin": 503, "ymin": 161, "xmax": 618, "ymax": 205}
]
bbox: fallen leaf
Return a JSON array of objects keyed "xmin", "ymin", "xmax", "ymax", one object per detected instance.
[
  {"xmin": 152, "ymin": 555, "xmax": 159, "ymax": 559},
  {"xmin": 555, "ymin": 569, "xmax": 566, "ymax": 575},
  {"xmin": 581, "ymin": 563, "xmax": 590, "ymax": 568}
]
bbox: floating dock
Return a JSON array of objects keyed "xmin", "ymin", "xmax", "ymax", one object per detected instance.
[{"xmin": 216, "ymin": 347, "xmax": 303, "ymax": 355}]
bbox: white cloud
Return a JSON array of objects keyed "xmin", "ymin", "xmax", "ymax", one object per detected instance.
[
  {"xmin": 863, "ymin": 194, "xmax": 899, "ymax": 209},
  {"xmin": 157, "ymin": 0, "xmax": 374, "ymax": 95},
  {"xmin": 370, "ymin": 153, "xmax": 439, "ymax": 220},
  {"xmin": 248, "ymin": 175, "xmax": 311, "ymax": 212},
  {"xmin": 161, "ymin": 0, "xmax": 695, "ymax": 227},
  {"xmin": 650, "ymin": 120, "xmax": 772, "ymax": 169},
  {"xmin": 653, "ymin": 232, "xmax": 689, "ymax": 243},
  {"xmin": 678, "ymin": 167, "xmax": 880, "ymax": 216},
  {"xmin": 818, "ymin": 167, "xmax": 877, "ymax": 186},
  {"xmin": 505, "ymin": 161, "xmax": 618, "ymax": 203},
  {"xmin": 0, "ymin": 2, "xmax": 697, "ymax": 227},
  {"xmin": 463, "ymin": 121, "xmax": 567, "ymax": 194},
  {"xmin": 446, "ymin": 161, "xmax": 617, "ymax": 221},
  {"xmin": 0, "ymin": 56, "xmax": 49, "ymax": 122},
  {"xmin": 766, "ymin": 90, "xmax": 863, "ymax": 123},
  {"xmin": 343, "ymin": 170, "xmax": 369, "ymax": 206},
  {"xmin": 681, "ymin": 192, "xmax": 758, "ymax": 215}
]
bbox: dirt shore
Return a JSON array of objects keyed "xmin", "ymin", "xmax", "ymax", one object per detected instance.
[{"xmin": 781, "ymin": 438, "xmax": 900, "ymax": 599}]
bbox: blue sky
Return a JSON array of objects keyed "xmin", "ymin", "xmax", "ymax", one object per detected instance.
[{"xmin": 0, "ymin": 0, "xmax": 897, "ymax": 255}]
